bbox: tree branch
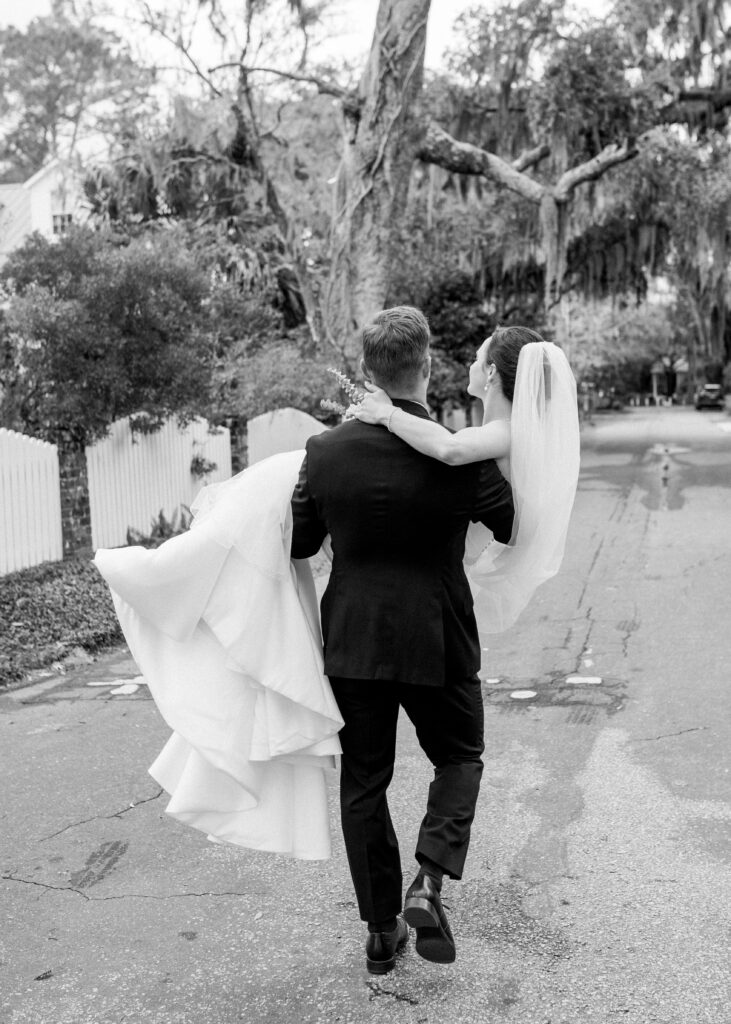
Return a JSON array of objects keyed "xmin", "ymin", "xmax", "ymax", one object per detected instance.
[
  {"xmin": 259, "ymin": 99, "xmax": 288, "ymax": 144},
  {"xmin": 677, "ymin": 87, "xmax": 731, "ymax": 108},
  {"xmin": 418, "ymin": 121, "xmax": 545, "ymax": 203},
  {"xmin": 658, "ymin": 88, "xmax": 731, "ymax": 126},
  {"xmin": 209, "ymin": 63, "xmax": 347, "ymax": 98},
  {"xmin": 513, "ymin": 142, "xmax": 550, "ymax": 173},
  {"xmin": 554, "ymin": 141, "xmax": 638, "ymax": 200},
  {"xmin": 136, "ymin": 4, "xmax": 222, "ymax": 97}
]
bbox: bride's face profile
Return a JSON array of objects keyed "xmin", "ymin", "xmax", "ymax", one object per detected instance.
[{"xmin": 467, "ymin": 337, "xmax": 492, "ymax": 399}]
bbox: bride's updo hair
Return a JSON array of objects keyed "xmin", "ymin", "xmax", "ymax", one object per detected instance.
[{"xmin": 487, "ymin": 326, "xmax": 547, "ymax": 403}]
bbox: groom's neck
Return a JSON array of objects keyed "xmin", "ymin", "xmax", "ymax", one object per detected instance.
[{"xmin": 385, "ymin": 385, "xmax": 429, "ymax": 407}]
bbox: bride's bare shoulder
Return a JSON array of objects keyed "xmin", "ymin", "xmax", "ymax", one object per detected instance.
[{"xmin": 480, "ymin": 418, "xmax": 511, "ymax": 455}]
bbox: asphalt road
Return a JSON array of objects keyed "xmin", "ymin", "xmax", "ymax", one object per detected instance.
[{"xmin": 1, "ymin": 405, "xmax": 730, "ymax": 1024}]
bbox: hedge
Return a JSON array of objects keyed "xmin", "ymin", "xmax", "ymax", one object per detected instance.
[{"xmin": 0, "ymin": 558, "xmax": 123, "ymax": 688}]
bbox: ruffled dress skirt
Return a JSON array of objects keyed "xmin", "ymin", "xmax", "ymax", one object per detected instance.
[{"xmin": 94, "ymin": 450, "xmax": 343, "ymax": 860}]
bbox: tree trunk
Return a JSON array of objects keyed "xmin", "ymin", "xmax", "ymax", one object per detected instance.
[
  {"xmin": 325, "ymin": 0, "xmax": 431, "ymax": 364},
  {"xmin": 539, "ymin": 193, "xmax": 568, "ymax": 309}
]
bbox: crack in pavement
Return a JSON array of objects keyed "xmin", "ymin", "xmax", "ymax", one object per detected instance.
[
  {"xmin": 1, "ymin": 873, "xmax": 91, "ymax": 900},
  {"xmin": 616, "ymin": 606, "xmax": 640, "ymax": 658},
  {"xmin": 631, "ymin": 726, "xmax": 709, "ymax": 743},
  {"xmin": 40, "ymin": 788, "xmax": 164, "ymax": 842},
  {"xmin": 564, "ymin": 606, "xmax": 596, "ymax": 677},
  {"xmin": 577, "ymin": 537, "xmax": 605, "ymax": 608},
  {"xmin": 366, "ymin": 981, "xmax": 419, "ymax": 1005},
  {"xmin": 1, "ymin": 874, "xmax": 252, "ymax": 901},
  {"xmin": 607, "ymin": 487, "xmax": 632, "ymax": 525}
]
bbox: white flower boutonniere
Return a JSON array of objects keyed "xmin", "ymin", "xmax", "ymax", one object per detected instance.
[{"xmin": 321, "ymin": 367, "xmax": 366, "ymax": 419}]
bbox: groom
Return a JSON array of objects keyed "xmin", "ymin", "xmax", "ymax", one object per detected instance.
[{"xmin": 290, "ymin": 306, "xmax": 514, "ymax": 973}]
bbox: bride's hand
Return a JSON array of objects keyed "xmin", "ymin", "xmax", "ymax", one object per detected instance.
[{"xmin": 353, "ymin": 383, "xmax": 394, "ymax": 426}]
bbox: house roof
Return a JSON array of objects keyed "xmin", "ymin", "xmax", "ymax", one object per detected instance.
[{"xmin": 22, "ymin": 159, "xmax": 60, "ymax": 191}]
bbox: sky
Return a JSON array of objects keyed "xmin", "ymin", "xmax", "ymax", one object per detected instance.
[
  {"xmin": 331, "ymin": 0, "xmax": 609, "ymax": 66},
  {"xmin": 0, "ymin": 0, "xmax": 611, "ymax": 69}
]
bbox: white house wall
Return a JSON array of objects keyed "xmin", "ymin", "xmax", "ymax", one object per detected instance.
[
  {"xmin": 0, "ymin": 162, "xmax": 84, "ymax": 264},
  {"xmin": 27, "ymin": 174, "xmax": 55, "ymax": 234}
]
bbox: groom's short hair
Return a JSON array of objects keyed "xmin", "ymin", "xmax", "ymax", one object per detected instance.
[{"xmin": 361, "ymin": 306, "xmax": 430, "ymax": 389}]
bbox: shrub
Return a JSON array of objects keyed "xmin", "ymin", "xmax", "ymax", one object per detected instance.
[
  {"xmin": 0, "ymin": 227, "xmax": 214, "ymax": 448},
  {"xmin": 126, "ymin": 506, "xmax": 192, "ymax": 548},
  {"xmin": 0, "ymin": 558, "xmax": 122, "ymax": 687},
  {"xmin": 190, "ymin": 454, "xmax": 218, "ymax": 479},
  {"xmin": 215, "ymin": 340, "xmax": 339, "ymax": 423}
]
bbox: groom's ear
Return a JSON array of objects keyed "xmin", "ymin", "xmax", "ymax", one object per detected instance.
[
  {"xmin": 360, "ymin": 357, "xmax": 372, "ymax": 383},
  {"xmin": 422, "ymin": 352, "xmax": 432, "ymax": 379}
]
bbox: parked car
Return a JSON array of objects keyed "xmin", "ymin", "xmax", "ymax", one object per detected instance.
[
  {"xmin": 694, "ymin": 383, "xmax": 724, "ymax": 410},
  {"xmin": 595, "ymin": 388, "xmax": 625, "ymax": 410}
]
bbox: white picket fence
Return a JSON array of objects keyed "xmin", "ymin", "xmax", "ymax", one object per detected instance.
[
  {"xmin": 0, "ymin": 408, "xmax": 336, "ymax": 574},
  {"xmin": 0, "ymin": 428, "xmax": 64, "ymax": 575},
  {"xmin": 0, "ymin": 416, "xmax": 231, "ymax": 574},
  {"xmin": 87, "ymin": 416, "xmax": 232, "ymax": 549}
]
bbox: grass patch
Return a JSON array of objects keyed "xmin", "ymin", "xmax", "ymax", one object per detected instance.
[{"xmin": 0, "ymin": 558, "xmax": 123, "ymax": 688}]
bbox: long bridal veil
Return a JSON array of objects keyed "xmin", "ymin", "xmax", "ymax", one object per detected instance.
[{"xmin": 466, "ymin": 341, "xmax": 580, "ymax": 633}]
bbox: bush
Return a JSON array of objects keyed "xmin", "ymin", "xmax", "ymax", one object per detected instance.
[
  {"xmin": 0, "ymin": 227, "xmax": 214, "ymax": 448},
  {"xmin": 0, "ymin": 558, "xmax": 122, "ymax": 687},
  {"xmin": 126, "ymin": 506, "xmax": 191, "ymax": 548},
  {"xmin": 215, "ymin": 340, "xmax": 339, "ymax": 423}
]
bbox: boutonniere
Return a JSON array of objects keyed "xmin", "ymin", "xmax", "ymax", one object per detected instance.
[{"xmin": 320, "ymin": 367, "xmax": 366, "ymax": 419}]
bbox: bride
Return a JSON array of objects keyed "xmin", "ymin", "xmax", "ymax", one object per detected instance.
[
  {"xmin": 94, "ymin": 324, "xmax": 579, "ymax": 862},
  {"xmin": 354, "ymin": 325, "xmax": 581, "ymax": 633}
]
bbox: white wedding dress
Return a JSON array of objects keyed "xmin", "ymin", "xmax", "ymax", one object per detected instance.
[{"xmin": 94, "ymin": 450, "xmax": 343, "ymax": 860}]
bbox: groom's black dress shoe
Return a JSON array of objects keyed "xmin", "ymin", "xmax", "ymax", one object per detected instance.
[
  {"xmin": 403, "ymin": 874, "xmax": 456, "ymax": 964},
  {"xmin": 365, "ymin": 916, "xmax": 409, "ymax": 975}
]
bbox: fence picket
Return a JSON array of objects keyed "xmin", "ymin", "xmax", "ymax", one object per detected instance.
[
  {"xmin": 87, "ymin": 416, "xmax": 232, "ymax": 550},
  {"xmin": 0, "ymin": 428, "xmax": 63, "ymax": 574}
]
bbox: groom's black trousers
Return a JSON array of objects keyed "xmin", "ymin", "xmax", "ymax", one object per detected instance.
[{"xmin": 329, "ymin": 674, "xmax": 485, "ymax": 924}]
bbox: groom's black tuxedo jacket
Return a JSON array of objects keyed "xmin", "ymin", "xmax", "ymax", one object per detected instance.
[{"xmin": 290, "ymin": 400, "xmax": 514, "ymax": 687}]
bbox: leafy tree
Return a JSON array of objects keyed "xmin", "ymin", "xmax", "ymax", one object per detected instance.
[
  {"xmin": 180, "ymin": 0, "xmax": 728, "ymax": 359},
  {"xmin": 0, "ymin": 227, "xmax": 215, "ymax": 554},
  {"xmin": 0, "ymin": 228, "xmax": 213, "ymax": 446},
  {"xmin": 409, "ymin": 1, "xmax": 731, "ymax": 371},
  {"xmin": 564, "ymin": 297, "xmax": 675, "ymax": 393},
  {"xmin": 81, "ymin": 89, "xmax": 331, "ymax": 332},
  {"xmin": 388, "ymin": 221, "xmax": 496, "ymax": 411},
  {"xmin": 602, "ymin": 127, "xmax": 731, "ymax": 370},
  {"xmin": 0, "ymin": 9, "xmax": 153, "ymax": 181},
  {"xmin": 213, "ymin": 339, "xmax": 338, "ymax": 424},
  {"xmin": 443, "ymin": 0, "xmax": 563, "ymax": 158},
  {"xmin": 53, "ymin": 0, "xmax": 731, "ymax": 391},
  {"xmin": 84, "ymin": 96, "xmax": 256, "ymax": 226}
]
